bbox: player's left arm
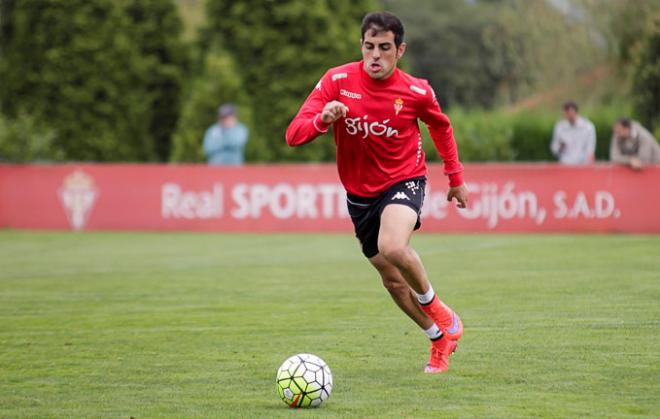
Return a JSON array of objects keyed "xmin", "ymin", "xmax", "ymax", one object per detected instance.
[{"xmin": 417, "ymin": 83, "xmax": 468, "ymax": 208}]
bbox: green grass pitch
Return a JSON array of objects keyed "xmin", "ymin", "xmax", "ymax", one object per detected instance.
[{"xmin": 0, "ymin": 231, "xmax": 658, "ymax": 418}]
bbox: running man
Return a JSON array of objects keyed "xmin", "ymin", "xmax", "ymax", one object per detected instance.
[{"xmin": 285, "ymin": 11, "xmax": 468, "ymax": 373}]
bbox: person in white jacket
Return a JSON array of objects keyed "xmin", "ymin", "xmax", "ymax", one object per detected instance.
[{"xmin": 551, "ymin": 101, "xmax": 596, "ymax": 165}]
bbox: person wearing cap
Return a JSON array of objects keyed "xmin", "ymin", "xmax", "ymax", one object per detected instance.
[
  {"xmin": 203, "ymin": 104, "xmax": 249, "ymax": 165},
  {"xmin": 550, "ymin": 101, "xmax": 596, "ymax": 165},
  {"xmin": 610, "ymin": 117, "xmax": 660, "ymax": 170}
]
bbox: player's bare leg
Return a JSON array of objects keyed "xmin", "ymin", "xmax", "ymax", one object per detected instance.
[
  {"xmin": 377, "ymin": 204, "xmax": 462, "ymax": 373},
  {"xmin": 369, "ymin": 253, "xmax": 433, "ymax": 330},
  {"xmin": 370, "ymin": 250, "xmax": 455, "ymax": 373},
  {"xmin": 377, "ymin": 204, "xmax": 430, "ymax": 294},
  {"xmin": 378, "ymin": 204, "xmax": 463, "ymax": 339}
]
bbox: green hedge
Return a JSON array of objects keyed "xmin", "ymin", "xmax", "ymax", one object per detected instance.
[
  {"xmin": 173, "ymin": 102, "xmax": 637, "ymax": 164},
  {"xmin": 421, "ymin": 104, "xmax": 634, "ymax": 163}
]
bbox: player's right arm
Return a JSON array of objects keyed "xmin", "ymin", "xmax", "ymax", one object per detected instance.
[{"xmin": 285, "ymin": 72, "xmax": 346, "ymax": 147}]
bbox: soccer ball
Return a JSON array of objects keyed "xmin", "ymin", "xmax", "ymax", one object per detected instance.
[{"xmin": 276, "ymin": 353, "xmax": 333, "ymax": 408}]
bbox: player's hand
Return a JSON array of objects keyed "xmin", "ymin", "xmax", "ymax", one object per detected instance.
[
  {"xmin": 447, "ymin": 184, "xmax": 469, "ymax": 209},
  {"xmin": 321, "ymin": 101, "xmax": 349, "ymax": 124}
]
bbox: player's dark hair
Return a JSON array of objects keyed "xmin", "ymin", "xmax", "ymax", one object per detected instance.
[
  {"xmin": 562, "ymin": 101, "xmax": 579, "ymax": 112},
  {"xmin": 616, "ymin": 117, "xmax": 632, "ymax": 128},
  {"xmin": 361, "ymin": 12, "xmax": 404, "ymax": 47}
]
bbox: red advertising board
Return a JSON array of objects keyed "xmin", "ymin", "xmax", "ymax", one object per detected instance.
[{"xmin": 0, "ymin": 163, "xmax": 658, "ymax": 233}]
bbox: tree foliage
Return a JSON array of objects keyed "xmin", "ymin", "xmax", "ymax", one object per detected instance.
[
  {"xmin": 0, "ymin": 0, "xmax": 656, "ymax": 163},
  {"xmin": 585, "ymin": 0, "xmax": 660, "ymax": 65},
  {"xmin": 383, "ymin": 0, "xmax": 607, "ymax": 109},
  {"xmin": 170, "ymin": 50, "xmax": 252, "ymax": 162},
  {"xmin": 123, "ymin": 0, "xmax": 189, "ymax": 161},
  {"xmin": 0, "ymin": 112, "xmax": 60, "ymax": 162},
  {"xmin": 0, "ymin": 0, "xmax": 186, "ymax": 161},
  {"xmin": 631, "ymin": 12, "xmax": 660, "ymax": 131},
  {"xmin": 205, "ymin": 0, "xmax": 375, "ymax": 161}
]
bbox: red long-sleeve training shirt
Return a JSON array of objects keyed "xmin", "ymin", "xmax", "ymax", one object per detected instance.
[{"xmin": 285, "ymin": 61, "xmax": 464, "ymax": 197}]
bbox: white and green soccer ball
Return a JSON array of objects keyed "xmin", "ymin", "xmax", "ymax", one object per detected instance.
[{"xmin": 276, "ymin": 353, "xmax": 333, "ymax": 408}]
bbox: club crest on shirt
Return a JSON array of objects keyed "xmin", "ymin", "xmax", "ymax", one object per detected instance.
[{"xmin": 394, "ymin": 97, "xmax": 404, "ymax": 116}]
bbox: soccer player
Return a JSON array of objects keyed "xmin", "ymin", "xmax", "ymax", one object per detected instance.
[{"xmin": 285, "ymin": 11, "xmax": 468, "ymax": 373}]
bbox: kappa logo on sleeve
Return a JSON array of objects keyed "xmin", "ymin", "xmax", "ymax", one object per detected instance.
[{"xmin": 340, "ymin": 89, "xmax": 362, "ymax": 100}]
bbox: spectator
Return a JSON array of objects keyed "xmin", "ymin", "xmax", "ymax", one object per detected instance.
[
  {"xmin": 550, "ymin": 101, "xmax": 596, "ymax": 165},
  {"xmin": 203, "ymin": 104, "xmax": 248, "ymax": 165},
  {"xmin": 610, "ymin": 118, "xmax": 660, "ymax": 170}
]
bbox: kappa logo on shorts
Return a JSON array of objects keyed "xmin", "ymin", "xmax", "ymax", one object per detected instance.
[{"xmin": 392, "ymin": 192, "xmax": 410, "ymax": 201}]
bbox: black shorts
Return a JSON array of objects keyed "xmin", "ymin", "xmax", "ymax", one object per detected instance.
[{"xmin": 346, "ymin": 177, "xmax": 426, "ymax": 258}]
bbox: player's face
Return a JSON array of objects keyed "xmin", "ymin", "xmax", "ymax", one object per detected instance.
[{"xmin": 361, "ymin": 30, "xmax": 406, "ymax": 80}]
